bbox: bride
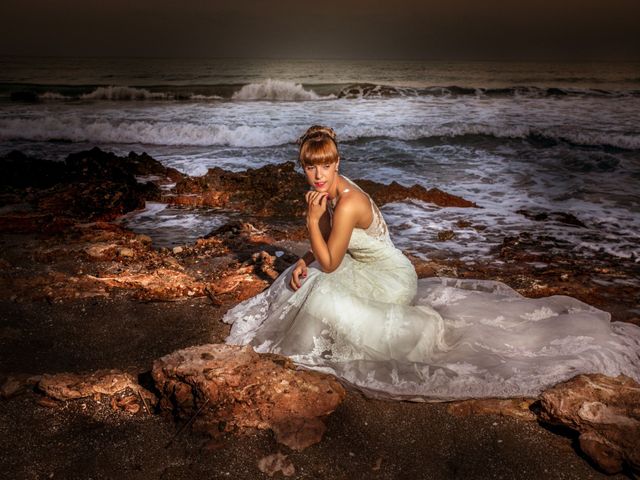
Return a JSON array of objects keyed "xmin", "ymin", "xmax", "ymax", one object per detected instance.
[{"xmin": 223, "ymin": 125, "xmax": 640, "ymax": 401}]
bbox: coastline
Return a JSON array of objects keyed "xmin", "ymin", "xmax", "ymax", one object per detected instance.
[{"xmin": 0, "ymin": 147, "xmax": 637, "ymax": 479}]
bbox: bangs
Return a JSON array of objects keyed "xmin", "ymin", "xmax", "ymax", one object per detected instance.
[{"xmin": 299, "ymin": 138, "xmax": 339, "ymax": 166}]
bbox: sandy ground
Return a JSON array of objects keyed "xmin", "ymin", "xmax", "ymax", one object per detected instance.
[{"xmin": 0, "ymin": 291, "xmax": 633, "ymax": 480}]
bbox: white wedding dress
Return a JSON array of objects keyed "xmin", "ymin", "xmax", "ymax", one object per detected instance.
[{"xmin": 223, "ymin": 176, "xmax": 640, "ymax": 401}]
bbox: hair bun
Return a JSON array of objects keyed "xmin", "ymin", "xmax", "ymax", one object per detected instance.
[{"xmin": 297, "ymin": 125, "xmax": 337, "ymax": 146}]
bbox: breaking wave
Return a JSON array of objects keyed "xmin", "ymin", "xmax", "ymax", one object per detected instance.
[
  {"xmin": 4, "ymin": 80, "xmax": 639, "ymax": 103},
  {"xmin": 230, "ymin": 79, "xmax": 334, "ymax": 101},
  {"xmin": 1, "ymin": 118, "xmax": 638, "ymax": 150}
]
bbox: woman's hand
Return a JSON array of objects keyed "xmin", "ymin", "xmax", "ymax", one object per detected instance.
[
  {"xmin": 305, "ymin": 190, "xmax": 329, "ymax": 226},
  {"xmin": 289, "ymin": 258, "xmax": 308, "ymax": 291}
]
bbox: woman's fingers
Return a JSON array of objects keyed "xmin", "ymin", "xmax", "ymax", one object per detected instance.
[
  {"xmin": 306, "ymin": 191, "xmax": 329, "ymax": 203},
  {"xmin": 291, "ymin": 268, "xmax": 303, "ymax": 290}
]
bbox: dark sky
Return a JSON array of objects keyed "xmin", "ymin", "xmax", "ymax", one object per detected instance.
[{"xmin": 1, "ymin": 0, "xmax": 639, "ymax": 60}]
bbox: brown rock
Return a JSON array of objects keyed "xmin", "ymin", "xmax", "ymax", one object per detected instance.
[
  {"xmin": 118, "ymin": 247, "xmax": 135, "ymax": 258},
  {"xmin": 87, "ymin": 268, "xmax": 206, "ymax": 301},
  {"xmin": 152, "ymin": 344, "xmax": 346, "ymax": 450},
  {"xmin": 0, "ymin": 374, "xmax": 41, "ymax": 399},
  {"xmin": 271, "ymin": 416, "xmax": 328, "ymax": 451},
  {"xmin": 354, "ymin": 178, "xmax": 477, "ymax": 208},
  {"xmin": 85, "ymin": 243, "xmax": 118, "ymax": 259},
  {"xmin": 38, "ymin": 369, "xmax": 157, "ymax": 412},
  {"xmin": 257, "ymin": 452, "xmax": 296, "ymax": 477},
  {"xmin": 446, "ymin": 397, "xmax": 537, "ymax": 421},
  {"xmin": 136, "ymin": 234, "xmax": 153, "ymax": 245},
  {"xmin": 538, "ymin": 373, "xmax": 640, "ymax": 475}
]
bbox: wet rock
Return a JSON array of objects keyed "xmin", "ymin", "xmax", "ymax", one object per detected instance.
[
  {"xmin": 446, "ymin": 397, "xmax": 537, "ymax": 421},
  {"xmin": 152, "ymin": 344, "xmax": 346, "ymax": 451},
  {"xmin": 250, "ymin": 250, "xmax": 280, "ymax": 280},
  {"xmin": 437, "ymin": 230, "xmax": 456, "ymax": 241},
  {"xmin": 257, "ymin": 452, "xmax": 296, "ymax": 477},
  {"xmin": 0, "ymin": 148, "xmax": 163, "ymax": 227},
  {"xmin": 455, "ymin": 219, "xmax": 472, "ymax": 228},
  {"xmin": 517, "ymin": 209, "xmax": 587, "ymax": 228},
  {"xmin": 354, "ymin": 178, "xmax": 477, "ymax": 208},
  {"xmin": 169, "ymin": 162, "xmax": 308, "ymax": 217},
  {"xmin": 167, "ymin": 161, "xmax": 476, "ymax": 216},
  {"xmin": 538, "ymin": 373, "xmax": 640, "ymax": 475}
]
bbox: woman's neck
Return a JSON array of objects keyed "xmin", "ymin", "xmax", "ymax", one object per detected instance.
[{"xmin": 328, "ymin": 175, "xmax": 343, "ymax": 204}]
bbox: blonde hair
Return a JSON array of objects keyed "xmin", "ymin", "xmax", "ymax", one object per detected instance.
[{"xmin": 297, "ymin": 125, "xmax": 339, "ymax": 167}]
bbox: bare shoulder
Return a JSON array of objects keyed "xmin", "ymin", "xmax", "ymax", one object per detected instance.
[
  {"xmin": 335, "ymin": 183, "xmax": 369, "ymax": 207},
  {"xmin": 333, "ymin": 188, "xmax": 371, "ymax": 226}
]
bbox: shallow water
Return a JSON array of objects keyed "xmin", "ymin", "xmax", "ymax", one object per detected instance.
[{"xmin": 1, "ymin": 58, "xmax": 639, "ymax": 264}]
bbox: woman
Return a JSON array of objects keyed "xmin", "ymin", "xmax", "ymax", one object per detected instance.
[{"xmin": 223, "ymin": 125, "xmax": 640, "ymax": 401}]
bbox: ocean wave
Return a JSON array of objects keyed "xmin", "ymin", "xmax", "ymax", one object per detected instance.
[
  {"xmin": 30, "ymin": 86, "xmax": 179, "ymax": 101},
  {"xmin": 79, "ymin": 86, "xmax": 173, "ymax": 101},
  {"xmin": 38, "ymin": 92, "xmax": 68, "ymax": 100},
  {"xmin": 28, "ymin": 80, "xmax": 326, "ymax": 102},
  {"xmin": 337, "ymin": 84, "xmax": 420, "ymax": 99},
  {"xmin": 1, "ymin": 117, "xmax": 638, "ymax": 150},
  {"xmin": 230, "ymin": 78, "xmax": 334, "ymax": 101},
  {"xmin": 341, "ymin": 125, "xmax": 640, "ymax": 151},
  {"xmin": 189, "ymin": 94, "xmax": 225, "ymax": 101},
  {"xmin": 6, "ymin": 80, "xmax": 639, "ymax": 103},
  {"xmin": 338, "ymin": 83, "xmax": 640, "ymax": 99},
  {"xmin": 0, "ymin": 117, "xmax": 293, "ymax": 147}
]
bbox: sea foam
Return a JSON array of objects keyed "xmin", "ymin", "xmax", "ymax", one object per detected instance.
[
  {"xmin": 4, "ymin": 116, "xmax": 637, "ymax": 150},
  {"xmin": 231, "ymin": 79, "xmax": 334, "ymax": 101}
]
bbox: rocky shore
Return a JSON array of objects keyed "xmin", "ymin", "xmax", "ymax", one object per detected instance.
[{"xmin": 0, "ymin": 147, "xmax": 638, "ymax": 479}]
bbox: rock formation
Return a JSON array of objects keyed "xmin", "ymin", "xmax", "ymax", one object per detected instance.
[
  {"xmin": 537, "ymin": 373, "xmax": 640, "ymax": 475},
  {"xmin": 152, "ymin": 344, "xmax": 346, "ymax": 451},
  {"xmin": 37, "ymin": 369, "xmax": 157, "ymax": 415}
]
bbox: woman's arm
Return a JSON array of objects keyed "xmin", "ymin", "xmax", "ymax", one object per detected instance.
[
  {"xmin": 307, "ymin": 195, "xmax": 359, "ymax": 273},
  {"xmin": 297, "ymin": 209, "xmax": 330, "ymax": 266}
]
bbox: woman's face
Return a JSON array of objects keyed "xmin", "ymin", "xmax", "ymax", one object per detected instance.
[{"xmin": 303, "ymin": 159, "xmax": 339, "ymax": 192}]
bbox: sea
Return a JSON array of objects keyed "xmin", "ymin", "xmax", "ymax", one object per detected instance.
[{"xmin": 1, "ymin": 57, "xmax": 639, "ymax": 272}]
